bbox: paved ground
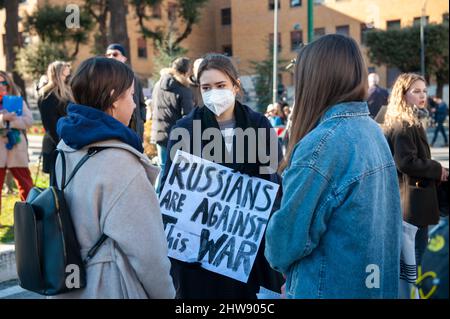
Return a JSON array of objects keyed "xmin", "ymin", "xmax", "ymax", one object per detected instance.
[{"xmin": 0, "ymin": 280, "xmax": 44, "ymax": 299}]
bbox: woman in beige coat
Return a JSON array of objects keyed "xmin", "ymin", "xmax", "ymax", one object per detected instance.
[
  {"xmin": 51, "ymin": 57, "xmax": 175, "ymax": 299},
  {"xmin": 0, "ymin": 71, "xmax": 33, "ymax": 226}
]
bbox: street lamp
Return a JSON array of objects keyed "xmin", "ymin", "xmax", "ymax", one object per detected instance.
[
  {"xmin": 308, "ymin": 0, "xmax": 314, "ymax": 43},
  {"xmin": 272, "ymin": 0, "xmax": 279, "ymax": 105},
  {"xmin": 420, "ymin": 0, "xmax": 428, "ymax": 77}
]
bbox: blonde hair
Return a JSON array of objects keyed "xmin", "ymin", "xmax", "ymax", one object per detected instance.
[
  {"xmin": 40, "ymin": 61, "xmax": 73, "ymax": 103},
  {"xmin": 383, "ymin": 73, "xmax": 425, "ymax": 130}
]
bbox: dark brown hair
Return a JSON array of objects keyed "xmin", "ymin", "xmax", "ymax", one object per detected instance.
[
  {"xmin": 280, "ymin": 34, "xmax": 368, "ymax": 172},
  {"xmin": 172, "ymin": 57, "xmax": 191, "ymax": 75},
  {"xmin": 70, "ymin": 57, "xmax": 134, "ymax": 112},
  {"xmin": 197, "ymin": 54, "xmax": 242, "ymax": 92}
]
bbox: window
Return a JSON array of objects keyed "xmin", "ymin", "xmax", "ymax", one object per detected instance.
[
  {"xmin": 413, "ymin": 16, "xmax": 429, "ymax": 27},
  {"xmin": 137, "ymin": 37, "xmax": 147, "ymax": 59},
  {"xmin": 269, "ymin": 0, "xmax": 280, "ymax": 10},
  {"xmin": 290, "ymin": 0, "xmax": 302, "ymax": 7},
  {"xmin": 152, "ymin": 3, "xmax": 162, "ymax": 18},
  {"xmin": 2, "ymin": 35, "xmax": 6, "ymax": 56},
  {"xmin": 277, "ymin": 74, "xmax": 286, "ymax": 98},
  {"xmin": 314, "ymin": 27, "xmax": 325, "ymax": 39},
  {"xmin": 387, "ymin": 67, "xmax": 401, "ymax": 88},
  {"xmin": 221, "ymin": 8, "xmax": 231, "ymax": 25},
  {"xmin": 291, "ymin": 30, "xmax": 303, "ymax": 51},
  {"xmin": 223, "ymin": 45, "xmax": 233, "ymax": 56},
  {"xmin": 360, "ymin": 23, "xmax": 369, "ymax": 44},
  {"xmin": 168, "ymin": 2, "xmax": 177, "ymax": 21},
  {"xmin": 269, "ymin": 33, "xmax": 282, "ymax": 52},
  {"xmin": 386, "ymin": 19, "xmax": 401, "ymax": 30},
  {"xmin": 336, "ymin": 25, "xmax": 349, "ymax": 36}
]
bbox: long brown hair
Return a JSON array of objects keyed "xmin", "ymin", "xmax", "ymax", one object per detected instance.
[{"xmin": 279, "ymin": 34, "xmax": 368, "ymax": 172}]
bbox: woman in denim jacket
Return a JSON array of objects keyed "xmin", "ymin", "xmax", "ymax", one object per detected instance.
[{"xmin": 264, "ymin": 34, "xmax": 402, "ymax": 299}]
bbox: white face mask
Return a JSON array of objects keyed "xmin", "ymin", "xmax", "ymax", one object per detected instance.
[{"xmin": 202, "ymin": 89, "xmax": 236, "ymax": 116}]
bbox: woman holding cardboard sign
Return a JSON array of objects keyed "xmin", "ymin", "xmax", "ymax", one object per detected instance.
[
  {"xmin": 160, "ymin": 54, "xmax": 284, "ymax": 298},
  {"xmin": 0, "ymin": 71, "xmax": 33, "ymax": 225}
]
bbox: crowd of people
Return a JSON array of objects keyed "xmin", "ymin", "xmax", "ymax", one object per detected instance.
[{"xmin": 0, "ymin": 33, "xmax": 448, "ymax": 299}]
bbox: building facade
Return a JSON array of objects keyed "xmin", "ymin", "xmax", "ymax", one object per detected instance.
[
  {"xmin": 1, "ymin": 0, "xmax": 449, "ymax": 104},
  {"xmin": 230, "ymin": 0, "xmax": 449, "ymax": 103}
]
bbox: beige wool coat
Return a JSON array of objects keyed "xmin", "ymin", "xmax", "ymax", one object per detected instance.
[
  {"xmin": 51, "ymin": 139, "xmax": 175, "ymax": 299},
  {"xmin": 0, "ymin": 102, "xmax": 33, "ymax": 168}
]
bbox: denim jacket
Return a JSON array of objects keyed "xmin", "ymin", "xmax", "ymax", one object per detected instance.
[{"xmin": 265, "ymin": 102, "xmax": 402, "ymax": 299}]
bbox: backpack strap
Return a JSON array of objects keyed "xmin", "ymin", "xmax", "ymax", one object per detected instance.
[
  {"xmin": 52, "ymin": 146, "xmax": 111, "ymax": 264},
  {"xmin": 51, "ymin": 147, "xmax": 109, "ymax": 190},
  {"xmin": 50, "ymin": 149, "xmax": 66, "ymax": 188},
  {"xmin": 63, "ymin": 147, "xmax": 108, "ymax": 190},
  {"xmin": 83, "ymin": 234, "xmax": 109, "ymax": 265}
]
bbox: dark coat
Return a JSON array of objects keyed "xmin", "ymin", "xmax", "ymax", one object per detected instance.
[
  {"xmin": 368, "ymin": 85, "xmax": 389, "ymax": 118},
  {"xmin": 37, "ymin": 91, "xmax": 67, "ymax": 173},
  {"xmin": 434, "ymin": 102, "xmax": 449, "ymax": 124},
  {"xmin": 160, "ymin": 101, "xmax": 284, "ymax": 299},
  {"xmin": 129, "ymin": 76, "xmax": 147, "ymax": 141},
  {"xmin": 151, "ymin": 72, "xmax": 194, "ymax": 147},
  {"xmin": 189, "ymin": 75, "xmax": 204, "ymax": 107},
  {"xmin": 386, "ymin": 123, "xmax": 442, "ymax": 226}
]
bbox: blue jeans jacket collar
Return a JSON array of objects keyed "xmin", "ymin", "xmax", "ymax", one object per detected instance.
[{"xmin": 320, "ymin": 101, "xmax": 370, "ymax": 123}]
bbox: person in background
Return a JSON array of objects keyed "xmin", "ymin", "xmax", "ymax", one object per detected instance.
[
  {"xmin": 0, "ymin": 71, "xmax": 33, "ymax": 227},
  {"xmin": 266, "ymin": 103, "xmax": 283, "ymax": 127},
  {"xmin": 430, "ymin": 96, "xmax": 449, "ymax": 147},
  {"xmin": 51, "ymin": 57, "xmax": 175, "ymax": 299},
  {"xmin": 367, "ymin": 72, "xmax": 389, "ymax": 118},
  {"xmin": 38, "ymin": 61, "xmax": 72, "ymax": 174},
  {"xmin": 106, "ymin": 43, "xmax": 147, "ymax": 141},
  {"xmin": 151, "ymin": 57, "xmax": 194, "ymax": 193},
  {"xmin": 275, "ymin": 101, "xmax": 288, "ymax": 125},
  {"xmin": 280, "ymin": 104, "xmax": 292, "ymax": 154},
  {"xmin": 189, "ymin": 58, "xmax": 204, "ymax": 107},
  {"xmin": 283, "ymin": 105, "xmax": 291, "ymax": 121},
  {"xmin": 383, "ymin": 73, "xmax": 448, "ymax": 268},
  {"xmin": 265, "ymin": 34, "xmax": 402, "ymax": 299}
]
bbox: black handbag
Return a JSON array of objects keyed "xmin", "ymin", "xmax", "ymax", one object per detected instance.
[
  {"xmin": 14, "ymin": 147, "xmax": 108, "ymax": 296},
  {"xmin": 401, "ymin": 175, "xmax": 440, "ymax": 226},
  {"xmin": 437, "ymin": 180, "xmax": 449, "ymax": 217}
]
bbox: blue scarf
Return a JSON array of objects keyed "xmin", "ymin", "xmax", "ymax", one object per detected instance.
[{"xmin": 57, "ymin": 103, "xmax": 143, "ymax": 153}]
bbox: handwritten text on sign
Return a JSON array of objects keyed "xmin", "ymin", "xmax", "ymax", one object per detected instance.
[{"xmin": 160, "ymin": 150, "xmax": 279, "ymax": 283}]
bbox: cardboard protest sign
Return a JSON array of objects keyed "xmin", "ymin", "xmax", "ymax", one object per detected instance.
[{"xmin": 159, "ymin": 150, "xmax": 279, "ymax": 283}]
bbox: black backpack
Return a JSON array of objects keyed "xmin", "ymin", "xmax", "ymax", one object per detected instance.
[{"xmin": 14, "ymin": 147, "xmax": 108, "ymax": 296}]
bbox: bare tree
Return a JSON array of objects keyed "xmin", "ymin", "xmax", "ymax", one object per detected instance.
[
  {"xmin": 108, "ymin": 0, "xmax": 131, "ymax": 64},
  {"xmin": 132, "ymin": 0, "xmax": 208, "ymax": 54},
  {"xmin": 1, "ymin": 0, "xmax": 26, "ymax": 98},
  {"xmin": 85, "ymin": 0, "xmax": 110, "ymax": 54}
]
